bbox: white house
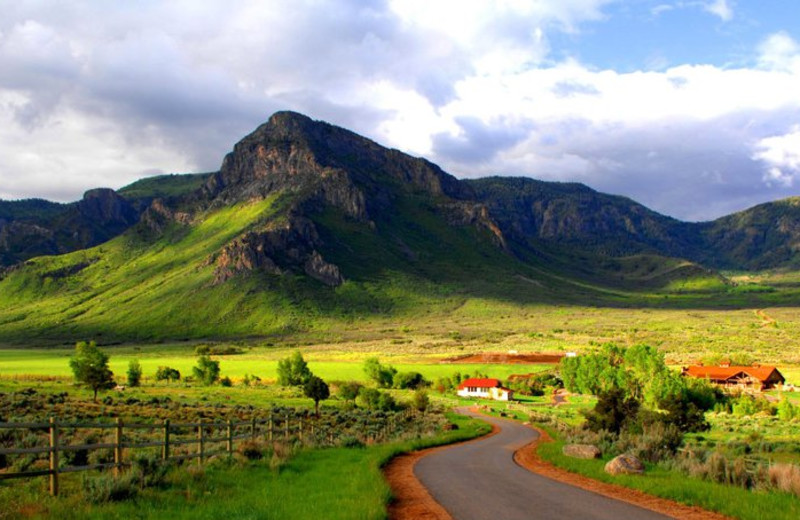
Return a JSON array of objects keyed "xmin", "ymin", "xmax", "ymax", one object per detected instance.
[{"xmin": 457, "ymin": 378, "xmax": 514, "ymax": 401}]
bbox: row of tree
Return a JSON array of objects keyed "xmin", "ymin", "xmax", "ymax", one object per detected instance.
[
  {"xmin": 69, "ymin": 342, "xmax": 224, "ymax": 401},
  {"xmin": 560, "ymin": 344, "xmax": 722, "ymax": 434}
]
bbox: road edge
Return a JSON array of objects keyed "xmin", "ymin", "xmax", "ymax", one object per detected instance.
[
  {"xmin": 513, "ymin": 425, "xmax": 734, "ymax": 520},
  {"xmin": 383, "ymin": 408, "xmax": 500, "ymax": 520}
]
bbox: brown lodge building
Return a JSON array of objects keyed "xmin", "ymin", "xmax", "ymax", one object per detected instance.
[{"xmin": 682, "ymin": 364, "xmax": 786, "ymax": 392}]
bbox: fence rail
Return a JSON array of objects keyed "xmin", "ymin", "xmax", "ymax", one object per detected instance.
[{"xmin": 0, "ymin": 411, "xmax": 406, "ymax": 496}]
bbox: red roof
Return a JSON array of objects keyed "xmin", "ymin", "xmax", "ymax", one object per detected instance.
[
  {"xmin": 683, "ymin": 365, "xmax": 784, "ymax": 383},
  {"xmin": 457, "ymin": 378, "xmax": 502, "ymax": 390}
]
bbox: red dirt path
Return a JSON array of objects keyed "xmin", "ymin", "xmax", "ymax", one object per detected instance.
[{"xmin": 442, "ymin": 352, "xmax": 564, "ymax": 364}]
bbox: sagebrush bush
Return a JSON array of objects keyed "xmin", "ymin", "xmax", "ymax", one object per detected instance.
[
  {"xmin": 238, "ymin": 439, "xmax": 268, "ymax": 460},
  {"xmin": 769, "ymin": 463, "xmax": 800, "ymax": 496},
  {"xmin": 82, "ymin": 471, "xmax": 140, "ymax": 503}
]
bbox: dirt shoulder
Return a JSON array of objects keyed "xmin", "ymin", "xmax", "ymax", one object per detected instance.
[
  {"xmin": 513, "ymin": 427, "xmax": 733, "ymax": 520},
  {"xmin": 385, "ymin": 408, "xmax": 732, "ymax": 520},
  {"xmin": 383, "ymin": 415, "xmax": 500, "ymax": 520}
]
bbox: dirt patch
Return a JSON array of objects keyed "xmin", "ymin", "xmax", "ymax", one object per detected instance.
[
  {"xmin": 513, "ymin": 428, "xmax": 733, "ymax": 520},
  {"xmin": 442, "ymin": 352, "xmax": 564, "ymax": 364},
  {"xmin": 384, "ymin": 412, "xmax": 500, "ymax": 520}
]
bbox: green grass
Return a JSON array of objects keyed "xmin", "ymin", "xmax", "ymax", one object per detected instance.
[
  {"xmin": 1, "ymin": 412, "xmax": 490, "ymax": 519},
  {"xmin": 537, "ymin": 435, "xmax": 800, "ymax": 520}
]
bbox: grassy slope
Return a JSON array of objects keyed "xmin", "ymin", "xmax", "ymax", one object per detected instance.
[
  {"xmin": 117, "ymin": 173, "xmax": 213, "ymax": 200},
  {"xmin": 1, "ymin": 180, "xmax": 800, "ymax": 347}
]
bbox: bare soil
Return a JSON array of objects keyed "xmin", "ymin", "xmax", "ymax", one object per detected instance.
[{"xmin": 442, "ymin": 352, "xmax": 564, "ymax": 364}]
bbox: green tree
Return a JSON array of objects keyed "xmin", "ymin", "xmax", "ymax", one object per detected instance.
[
  {"xmin": 336, "ymin": 381, "xmax": 362, "ymax": 405},
  {"xmin": 126, "ymin": 360, "xmax": 142, "ymax": 387},
  {"xmin": 394, "ymin": 371, "xmax": 426, "ymax": 389},
  {"xmin": 778, "ymin": 397, "xmax": 796, "ymax": 421},
  {"xmin": 364, "ymin": 357, "xmax": 396, "ymax": 388},
  {"xmin": 584, "ymin": 387, "xmax": 640, "ymax": 434},
  {"xmin": 193, "ymin": 355, "xmax": 220, "ymax": 386},
  {"xmin": 155, "ymin": 366, "xmax": 180, "ymax": 382},
  {"xmin": 277, "ymin": 351, "xmax": 312, "ymax": 386},
  {"xmin": 69, "ymin": 341, "xmax": 115, "ymax": 402},
  {"xmin": 304, "ymin": 376, "xmax": 330, "ymax": 416},
  {"xmin": 412, "ymin": 389, "xmax": 430, "ymax": 413}
]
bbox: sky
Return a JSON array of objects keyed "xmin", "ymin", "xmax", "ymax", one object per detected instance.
[{"xmin": 1, "ymin": 0, "xmax": 800, "ymax": 221}]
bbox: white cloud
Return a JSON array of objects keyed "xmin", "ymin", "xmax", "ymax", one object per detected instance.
[
  {"xmin": 0, "ymin": 1, "xmax": 799, "ymax": 221},
  {"xmin": 704, "ymin": 0, "xmax": 733, "ymax": 22},
  {"xmin": 753, "ymin": 126, "xmax": 800, "ymax": 187},
  {"xmin": 758, "ymin": 32, "xmax": 800, "ymax": 73}
]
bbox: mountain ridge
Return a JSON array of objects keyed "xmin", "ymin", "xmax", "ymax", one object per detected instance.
[{"xmin": 2, "ymin": 111, "xmax": 800, "ymax": 274}]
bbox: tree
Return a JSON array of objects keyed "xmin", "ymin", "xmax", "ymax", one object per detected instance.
[
  {"xmin": 193, "ymin": 355, "xmax": 220, "ymax": 386},
  {"xmin": 155, "ymin": 366, "xmax": 181, "ymax": 382},
  {"xmin": 69, "ymin": 341, "xmax": 115, "ymax": 402},
  {"xmin": 364, "ymin": 357, "xmax": 396, "ymax": 388},
  {"xmin": 584, "ymin": 387, "xmax": 640, "ymax": 434},
  {"xmin": 412, "ymin": 389, "xmax": 430, "ymax": 413},
  {"xmin": 394, "ymin": 371, "xmax": 426, "ymax": 390},
  {"xmin": 127, "ymin": 360, "xmax": 142, "ymax": 387},
  {"xmin": 336, "ymin": 381, "xmax": 362, "ymax": 405},
  {"xmin": 304, "ymin": 376, "xmax": 330, "ymax": 416},
  {"xmin": 277, "ymin": 351, "xmax": 312, "ymax": 386}
]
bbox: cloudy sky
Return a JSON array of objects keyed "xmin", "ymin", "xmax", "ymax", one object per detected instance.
[{"xmin": 1, "ymin": 0, "xmax": 800, "ymax": 221}]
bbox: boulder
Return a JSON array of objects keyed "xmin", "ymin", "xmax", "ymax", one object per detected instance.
[
  {"xmin": 604, "ymin": 454, "xmax": 645, "ymax": 475},
  {"xmin": 563, "ymin": 444, "xmax": 601, "ymax": 459}
]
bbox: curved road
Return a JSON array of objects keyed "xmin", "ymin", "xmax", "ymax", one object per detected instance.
[{"xmin": 414, "ymin": 410, "xmax": 671, "ymax": 520}]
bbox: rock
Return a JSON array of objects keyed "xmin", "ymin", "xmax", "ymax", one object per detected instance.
[
  {"xmin": 213, "ymin": 216, "xmax": 344, "ymax": 286},
  {"xmin": 304, "ymin": 250, "xmax": 344, "ymax": 287},
  {"xmin": 563, "ymin": 444, "xmax": 601, "ymax": 459},
  {"xmin": 604, "ymin": 454, "xmax": 645, "ymax": 475}
]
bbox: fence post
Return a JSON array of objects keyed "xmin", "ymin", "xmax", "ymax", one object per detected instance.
[
  {"xmin": 162, "ymin": 419, "xmax": 170, "ymax": 461},
  {"xmin": 227, "ymin": 420, "xmax": 233, "ymax": 455},
  {"xmin": 299, "ymin": 418, "xmax": 304, "ymax": 442},
  {"xmin": 198, "ymin": 423, "xmax": 205, "ymax": 462},
  {"xmin": 285, "ymin": 414, "xmax": 289, "ymax": 440},
  {"xmin": 268, "ymin": 414, "xmax": 273, "ymax": 442},
  {"xmin": 251, "ymin": 417, "xmax": 256, "ymax": 440},
  {"xmin": 49, "ymin": 417, "xmax": 59, "ymax": 497},
  {"xmin": 114, "ymin": 417, "xmax": 123, "ymax": 477}
]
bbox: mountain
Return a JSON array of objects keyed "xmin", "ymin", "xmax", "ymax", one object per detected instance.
[
  {"xmin": 0, "ymin": 189, "xmax": 139, "ymax": 267},
  {"xmin": 0, "ymin": 111, "xmax": 798, "ymax": 343}
]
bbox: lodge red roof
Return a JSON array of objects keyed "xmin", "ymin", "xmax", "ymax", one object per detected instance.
[
  {"xmin": 457, "ymin": 377, "xmax": 502, "ymax": 390},
  {"xmin": 683, "ymin": 365, "xmax": 784, "ymax": 383}
]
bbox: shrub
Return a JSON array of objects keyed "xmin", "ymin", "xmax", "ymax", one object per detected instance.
[
  {"xmin": 277, "ymin": 351, "xmax": 312, "ymax": 386},
  {"xmin": 126, "ymin": 360, "xmax": 142, "ymax": 387},
  {"xmin": 584, "ymin": 387, "xmax": 640, "ymax": 434},
  {"xmin": 220, "ymin": 376, "xmax": 233, "ymax": 387},
  {"xmin": 155, "ymin": 366, "xmax": 181, "ymax": 382},
  {"xmin": 769, "ymin": 463, "xmax": 800, "ymax": 496},
  {"xmin": 82, "ymin": 471, "xmax": 140, "ymax": 503},
  {"xmin": 394, "ymin": 371, "xmax": 426, "ymax": 390},
  {"xmin": 412, "ymin": 390, "xmax": 430, "ymax": 413},
  {"xmin": 193, "ymin": 355, "xmax": 220, "ymax": 386},
  {"xmin": 363, "ymin": 357, "xmax": 396, "ymax": 388},
  {"xmin": 336, "ymin": 381, "xmax": 362, "ymax": 404},
  {"xmin": 238, "ymin": 440, "xmax": 267, "ymax": 460}
]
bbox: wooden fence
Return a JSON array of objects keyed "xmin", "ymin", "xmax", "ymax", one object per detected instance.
[{"xmin": 0, "ymin": 413, "xmax": 397, "ymax": 496}]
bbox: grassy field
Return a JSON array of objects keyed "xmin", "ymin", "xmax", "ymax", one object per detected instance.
[{"xmin": 0, "ymin": 411, "xmax": 491, "ymax": 519}]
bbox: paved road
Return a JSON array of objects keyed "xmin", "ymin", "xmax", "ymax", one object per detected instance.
[{"xmin": 414, "ymin": 410, "xmax": 671, "ymax": 520}]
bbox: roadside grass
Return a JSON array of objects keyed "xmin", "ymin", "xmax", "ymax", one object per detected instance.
[
  {"xmin": 1, "ymin": 412, "xmax": 490, "ymax": 520},
  {"xmin": 536, "ymin": 435, "xmax": 800, "ymax": 520}
]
